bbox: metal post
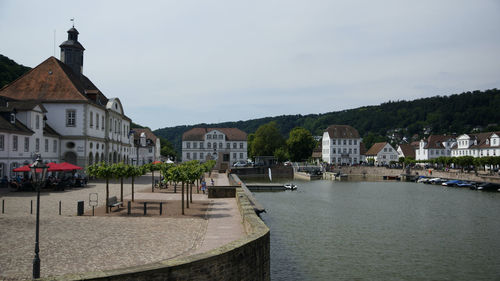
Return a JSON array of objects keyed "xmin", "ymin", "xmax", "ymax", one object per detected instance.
[
  {"xmin": 31, "ymin": 200, "xmax": 33, "ymax": 214},
  {"xmin": 127, "ymin": 201, "xmax": 131, "ymax": 215},
  {"xmin": 59, "ymin": 201, "xmax": 61, "ymax": 215},
  {"xmin": 2, "ymin": 199, "xmax": 4, "ymax": 213},
  {"xmin": 159, "ymin": 202, "xmax": 162, "ymax": 215},
  {"xmin": 143, "ymin": 202, "xmax": 147, "ymax": 215},
  {"xmin": 92, "ymin": 206, "xmax": 95, "ymax": 216},
  {"xmin": 33, "ymin": 183, "xmax": 41, "ymax": 279}
]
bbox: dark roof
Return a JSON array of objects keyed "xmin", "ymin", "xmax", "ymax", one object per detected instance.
[
  {"xmin": 398, "ymin": 143, "xmax": 416, "ymax": 158},
  {"xmin": 59, "ymin": 27, "xmax": 85, "ymax": 50},
  {"xmin": 0, "ymin": 101, "xmax": 47, "ymax": 113},
  {"xmin": 43, "ymin": 124, "xmax": 61, "ymax": 137},
  {"xmin": 133, "ymin": 128, "xmax": 158, "ymax": 143},
  {"xmin": 0, "ymin": 57, "xmax": 107, "ymax": 105},
  {"xmin": 424, "ymin": 135, "xmax": 455, "ymax": 149},
  {"xmin": 0, "ymin": 115, "xmax": 34, "ymax": 135},
  {"xmin": 182, "ymin": 128, "xmax": 247, "ymax": 141},
  {"xmin": 467, "ymin": 132, "xmax": 500, "ymax": 148},
  {"xmin": 325, "ymin": 125, "xmax": 360, "ymax": 139},
  {"xmin": 365, "ymin": 142, "xmax": 388, "ymax": 156}
]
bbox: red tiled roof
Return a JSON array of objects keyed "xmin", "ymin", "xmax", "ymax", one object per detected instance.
[
  {"xmin": 325, "ymin": 125, "xmax": 360, "ymax": 139},
  {"xmin": 133, "ymin": 128, "xmax": 158, "ymax": 142},
  {"xmin": 182, "ymin": 128, "xmax": 247, "ymax": 141},
  {"xmin": 423, "ymin": 135, "xmax": 454, "ymax": 149},
  {"xmin": 0, "ymin": 56, "xmax": 108, "ymax": 105},
  {"xmin": 365, "ymin": 142, "xmax": 387, "ymax": 156}
]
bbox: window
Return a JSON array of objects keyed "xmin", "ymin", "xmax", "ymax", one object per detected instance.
[
  {"xmin": 226, "ymin": 143, "xmax": 230, "ymax": 149},
  {"xmin": 193, "ymin": 153, "xmax": 197, "ymax": 160},
  {"xmin": 354, "ymin": 158, "xmax": 357, "ymax": 163},
  {"xmin": 36, "ymin": 115, "xmax": 40, "ymax": 129},
  {"xmin": 96, "ymin": 113, "xmax": 99, "ymax": 129},
  {"xmin": 24, "ymin": 137, "xmax": 29, "ymax": 152},
  {"xmin": 13, "ymin": 136, "xmax": 18, "ymax": 151},
  {"xmin": 186, "ymin": 142, "xmax": 191, "ymax": 149},
  {"xmin": 240, "ymin": 153, "xmax": 243, "ymax": 159},
  {"xmin": 208, "ymin": 142, "xmax": 211, "ymax": 149},
  {"xmin": 349, "ymin": 140, "xmax": 352, "ymax": 145},
  {"xmin": 219, "ymin": 135, "xmax": 223, "ymax": 140},
  {"xmin": 233, "ymin": 143, "xmax": 237, "ymax": 149},
  {"xmin": 219, "ymin": 143, "xmax": 222, "ymax": 149},
  {"xmin": 193, "ymin": 142, "xmax": 197, "ymax": 149},
  {"xmin": 45, "ymin": 139, "xmax": 49, "ymax": 152},
  {"xmin": 213, "ymin": 143, "xmax": 216, "ymax": 150},
  {"xmin": 333, "ymin": 148, "xmax": 336, "ymax": 154},
  {"xmin": 149, "ymin": 147, "xmax": 153, "ymax": 153},
  {"xmin": 35, "ymin": 138, "xmax": 40, "ymax": 152},
  {"xmin": 233, "ymin": 153, "xmax": 236, "ymax": 159},
  {"xmin": 114, "ymin": 120, "xmax": 117, "ymax": 133},
  {"xmin": 343, "ymin": 140, "xmax": 347, "ymax": 145},
  {"xmin": 90, "ymin": 111, "xmax": 93, "ymax": 127},
  {"xmin": 66, "ymin": 110, "xmax": 76, "ymax": 127},
  {"xmin": 240, "ymin": 143, "xmax": 243, "ymax": 149},
  {"xmin": 332, "ymin": 139, "xmax": 336, "ymax": 145},
  {"xmin": 53, "ymin": 140, "xmax": 57, "ymax": 152},
  {"xmin": 200, "ymin": 142, "xmax": 204, "ymax": 149},
  {"xmin": 200, "ymin": 153, "xmax": 204, "ymax": 159},
  {"xmin": 10, "ymin": 113, "xmax": 15, "ymax": 123},
  {"xmin": 109, "ymin": 119, "xmax": 112, "ymax": 131},
  {"xmin": 349, "ymin": 148, "xmax": 352, "ymax": 153},
  {"xmin": 207, "ymin": 135, "xmax": 212, "ymax": 139},
  {"xmin": 0, "ymin": 135, "xmax": 4, "ymax": 151},
  {"xmin": 354, "ymin": 148, "xmax": 357, "ymax": 153},
  {"xmin": 338, "ymin": 157, "xmax": 341, "ymax": 163},
  {"xmin": 384, "ymin": 148, "xmax": 387, "ymax": 152},
  {"xmin": 186, "ymin": 152, "xmax": 191, "ymax": 159},
  {"xmin": 354, "ymin": 140, "xmax": 357, "ymax": 145}
]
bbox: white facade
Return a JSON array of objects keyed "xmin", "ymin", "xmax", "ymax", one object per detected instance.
[
  {"xmin": 415, "ymin": 135, "xmax": 456, "ymax": 161},
  {"xmin": 182, "ymin": 129, "xmax": 247, "ymax": 166},
  {"xmin": 452, "ymin": 133, "xmax": 500, "ymax": 158},
  {"xmin": 366, "ymin": 143, "xmax": 399, "ymax": 165},
  {"xmin": 321, "ymin": 125, "xmax": 362, "ymax": 165},
  {"xmin": 130, "ymin": 129, "xmax": 161, "ymax": 165}
]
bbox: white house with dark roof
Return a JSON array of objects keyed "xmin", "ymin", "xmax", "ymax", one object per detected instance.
[
  {"xmin": 321, "ymin": 125, "xmax": 362, "ymax": 165},
  {"xmin": 182, "ymin": 128, "xmax": 247, "ymax": 168},
  {"xmin": 130, "ymin": 128, "xmax": 161, "ymax": 165},
  {"xmin": 452, "ymin": 132, "xmax": 500, "ymax": 158},
  {"xmin": 365, "ymin": 142, "xmax": 398, "ymax": 165},
  {"xmin": 0, "ymin": 26, "xmax": 133, "ymax": 168},
  {"xmin": 415, "ymin": 135, "xmax": 456, "ymax": 161}
]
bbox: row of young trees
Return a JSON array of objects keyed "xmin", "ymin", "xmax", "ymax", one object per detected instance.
[
  {"xmin": 86, "ymin": 160, "xmax": 216, "ymax": 214},
  {"xmin": 247, "ymin": 121, "xmax": 317, "ymax": 162},
  {"xmin": 399, "ymin": 156, "xmax": 500, "ymax": 172}
]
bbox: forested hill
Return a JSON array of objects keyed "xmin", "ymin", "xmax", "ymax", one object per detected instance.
[
  {"xmin": 154, "ymin": 89, "xmax": 500, "ymax": 153},
  {"xmin": 0, "ymin": 54, "xmax": 31, "ymax": 89}
]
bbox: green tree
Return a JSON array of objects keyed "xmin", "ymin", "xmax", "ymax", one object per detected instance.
[
  {"xmin": 286, "ymin": 127, "xmax": 316, "ymax": 162},
  {"xmin": 86, "ymin": 162, "xmax": 114, "ymax": 213},
  {"xmin": 251, "ymin": 122, "xmax": 285, "ymax": 157},
  {"xmin": 159, "ymin": 137, "xmax": 177, "ymax": 160}
]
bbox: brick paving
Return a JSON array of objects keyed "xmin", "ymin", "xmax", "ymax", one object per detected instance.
[{"xmin": 0, "ymin": 172, "xmax": 245, "ymax": 280}]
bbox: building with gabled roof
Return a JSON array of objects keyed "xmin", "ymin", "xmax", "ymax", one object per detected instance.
[
  {"xmin": 397, "ymin": 143, "xmax": 416, "ymax": 159},
  {"xmin": 131, "ymin": 128, "xmax": 161, "ymax": 165},
  {"xmin": 365, "ymin": 142, "xmax": 398, "ymax": 165},
  {"xmin": 415, "ymin": 135, "xmax": 456, "ymax": 161},
  {"xmin": 452, "ymin": 132, "xmax": 500, "ymax": 158},
  {"xmin": 0, "ymin": 25, "xmax": 133, "ymax": 169},
  {"xmin": 321, "ymin": 125, "xmax": 362, "ymax": 165},
  {"xmin": 181, "ymin": 128, "xmax": 247, "ymax": 168}
]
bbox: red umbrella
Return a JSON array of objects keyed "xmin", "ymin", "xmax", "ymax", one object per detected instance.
[
  {"xmin": 13, "ymin": 163, "xmax": 58, "ymax": 172},
  {"xmin": 152, "ymin": 160, "xmax": 162, "ymax": 164},
  {"xmin": 54, "ymin": 162, "xmax": 83, "ymax": 171}
]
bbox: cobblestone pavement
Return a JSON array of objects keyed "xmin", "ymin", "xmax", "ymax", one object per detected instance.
[{"xmin": 0, "ymin": 172, "xmax": 245, "ymax": 280}]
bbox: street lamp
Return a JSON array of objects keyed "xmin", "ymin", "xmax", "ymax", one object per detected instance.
[{"xmin": 30, "ymin": 154, "xmax": 48, "ymax": 279}]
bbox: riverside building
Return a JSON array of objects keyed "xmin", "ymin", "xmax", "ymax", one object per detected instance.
[
  {"xmin": 0, "ymin": 25, "xmax": 133, "ymax": 170},
  {"xmin": 321, "ymin": 125, "xmax": 362, "ymax": 165},
  {"xmin": 181, "ymin": 128, "xmax": 247, "ymax": 168}
]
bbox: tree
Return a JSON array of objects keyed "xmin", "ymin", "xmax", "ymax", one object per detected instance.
[
  {"xmin": 159, "ymin": 137, "xmax": 177, "ymax": 160},
  {"xmin": 251, "ymin": 122, "xmax": 285, "ymax": 157},
  {"xmin": 286, "ymin": 127, "xmax": 316, "ymax": 162},
  {"xmin": 86, "ymin": 162, "xmax": 114, "ymax": 213}
]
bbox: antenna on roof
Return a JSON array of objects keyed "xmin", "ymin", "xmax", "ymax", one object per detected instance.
[
  {"xmin": 70, "ymin": 18, "xmax": 75, "ymax": 27},
  {"xmin": 53, "ymin": 29, "xmax": 56, "ymax": 57}
]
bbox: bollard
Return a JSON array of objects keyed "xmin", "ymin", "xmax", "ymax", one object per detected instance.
[
  {"xmin": 31, "ymin": 200, "xmax": 33, "ymax": 214},
  {"xmin": 160, "ymin": 202, "xmax": 162, "ymax": 215},
  {"xmin": 59, "ymin": 201, "xmax": 62, "ymax": 215},
  {"xmin": 92, "ymin": 206, "xmax": 95, "ymax": 216},
  {"xmin": 2, "ymin": 199, "xmax": 4, "ymax": 213},
  {"xmin": 143, "ymin": 202, "xmax": 147, "ymax": 215},
  {"xmin": 77, "ymin": 200, "xmax": 84, "ymax": 216},
  {"xmin": 127, "ymin": 201, "xmax": 131, "ymax": 215}
]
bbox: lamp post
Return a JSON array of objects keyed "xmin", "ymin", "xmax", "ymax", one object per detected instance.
[{"xmin": 30, "ymin": 154, "xmax": 48, "ymax": 279}]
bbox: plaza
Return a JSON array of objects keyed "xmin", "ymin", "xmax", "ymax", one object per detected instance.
[{"xmin": 0, "ymin": 172, "xmax": 244, "ymax": 280}]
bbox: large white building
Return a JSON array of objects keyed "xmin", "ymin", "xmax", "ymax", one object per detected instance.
[
  {"xmin": 181, "ymin": 128, "xmax": 247, "ymax": 168},
  {"xmin": 322, "ymin": 125, "xmax": 362, "ymax": 165},
  {"xmin": 452, "ymin": 132, "xmax": 500, "ymax": 158},
  {"xmin": 415, "ymin": 135, "xmax": 456, "ymax": 161},
  {"xmin": 0, "ymin": 26, "xmax": 134, "ymax": 170}
]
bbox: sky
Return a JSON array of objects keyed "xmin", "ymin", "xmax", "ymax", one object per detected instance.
[{"xmin": 1, "ymin": 1, "xmax": 500, "ymax": 130}]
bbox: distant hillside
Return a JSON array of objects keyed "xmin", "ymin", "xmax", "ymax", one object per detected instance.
[
  {"xmin": 154, "ymin": 89, "xmax": 500, "ymax": 154},
  {"xmin": 0, "ymin": 54, "xmax": 31, "ymax": 89}
]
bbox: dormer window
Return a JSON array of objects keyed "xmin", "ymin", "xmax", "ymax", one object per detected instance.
[{"xmin": 10, "ymin": 113, "xmax": 15, "ymax": 124}]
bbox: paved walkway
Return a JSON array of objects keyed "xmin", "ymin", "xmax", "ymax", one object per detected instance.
[{"xmin": 0, "ymin": 172, "xmax": 245, "ymax": 280}]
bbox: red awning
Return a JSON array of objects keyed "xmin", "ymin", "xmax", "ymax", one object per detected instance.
[
  {"xmin": 12, "ymin": 162, "xmax": 58, "ymax": 172},
  {"xmin": 53, "ymin": 162, "xmax": 83, "ymax": 171}
]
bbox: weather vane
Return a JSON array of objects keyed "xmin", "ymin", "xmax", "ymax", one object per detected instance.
[{"xmin": 70, "ymin": 18, "xmax": 75, "ymax": 27}]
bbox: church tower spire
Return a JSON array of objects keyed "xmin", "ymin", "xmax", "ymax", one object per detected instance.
[{"xmin": 59, "ymin": 25, "xmax": 85, "ymax": 75}]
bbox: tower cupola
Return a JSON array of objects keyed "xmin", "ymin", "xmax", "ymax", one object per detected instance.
[{"xmin": 59, "ymin": 26, "xmax": 85, "ymax": 75}]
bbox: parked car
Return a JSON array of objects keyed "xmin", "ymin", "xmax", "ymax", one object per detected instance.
[{"xmin": 233, "ymin": 161, "xmax": 247, "ymax": 167}]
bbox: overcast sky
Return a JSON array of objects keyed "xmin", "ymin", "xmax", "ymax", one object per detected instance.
[{"xmin": 1, "ymin": 1, "xmax": 499, "ymax": 130}]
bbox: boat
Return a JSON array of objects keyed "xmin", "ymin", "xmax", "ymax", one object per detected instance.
[
  {"xmin": 284, "ymin": 183, "xmax": 297, "ymax": 190},
  {"xmin": 428, "ymin": 178, "xmax": 446, "ymax": 185},
  {"xmin": 442, "ymin": 180, "xmax": 462, "ymax": 187},
  {"xmin": 416, "ymin": 176, "xmax": 429, "ymax": 183},
  {"xmin": 477, "ymin": 182, "xmax": 500, "ymax": 192}
]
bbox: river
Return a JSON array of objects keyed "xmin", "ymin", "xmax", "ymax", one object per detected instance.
[{"xmin": 249, "ymin": 180, "xmax": 500, "ymax": 281}]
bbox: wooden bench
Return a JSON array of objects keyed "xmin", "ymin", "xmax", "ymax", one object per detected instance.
[{"xmin": 107, "ymin": 196, "xmax": 122, "ymax": 212}]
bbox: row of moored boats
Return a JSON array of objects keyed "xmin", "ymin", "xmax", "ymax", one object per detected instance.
[{"xmin": 416, "ymin": 176, "xmax": 500, "ymax": 192}]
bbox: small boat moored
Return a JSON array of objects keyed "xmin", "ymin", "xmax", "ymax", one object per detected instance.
[{"xmin": 284, "ymin": 183, "xmax": 298, "ymax": 190}]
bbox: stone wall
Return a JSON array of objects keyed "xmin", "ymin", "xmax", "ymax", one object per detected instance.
[
  {"xmin": 231, "ymin": 166, "xmax": 293, "ymax": 178},
  {"xmin": 208, "ymin": 186, "xmax": 237, "ymax": 198},
  {"xmin": 44, "ymin": 189, "xmax": 270, "ymax": 281}
]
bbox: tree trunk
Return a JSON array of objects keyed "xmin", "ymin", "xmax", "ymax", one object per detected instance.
[
  {"xmin": 196, "ymin": 179, "xmax": 199, "ymax": 194},
  {"xmin": 190, "ymin": 181, "xmax": 193, "ymax": 203},
  {"xmin": 186, "ymin": 182, "xmax": 190, "ymax": 208},
  {"xmin": 151, "ymin": 170, "xmax": 155, "ymax": 192},
  {"xmin": 181, "ymin": 182, "xmax": 185, "ymax": 215},
  {"xmin": 105, "ymin": 178, "xmax": 109, "ymax": 214},
  {"xmin": 132, "ymin": 176, "xmax": 135, "ymax": 202},
  {"xmin": 174, "ymin": 182, "xmax": 177, "ymax": 193},
  {"xmin": 120, "ymin": 177, "xmax": 124, "ymax": 204}
]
